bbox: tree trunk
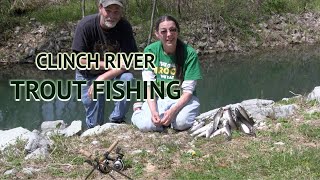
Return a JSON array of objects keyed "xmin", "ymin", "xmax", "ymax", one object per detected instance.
[
  {"xmin": 147, "ymin": 0, "xmax": 157, "ymax": 45},
  {"xmin": 81, "ymin": 0, "xmax": 85, "ymax": 18}
]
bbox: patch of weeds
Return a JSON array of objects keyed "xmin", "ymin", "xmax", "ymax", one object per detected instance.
[
  {"xmin": 27, "ymin": 0, "xmax": 97, "ymax": 25},
  {"xmin": 299, "ymin": 124, "xmax": 320, "ymax": 139},
  {"xmin": 172, "ymin": 170, "xmax": 220, "ymax": 180},
  {"xmin": 181, "ymin": 148, "xmax": 203, "ymax": 163},
  {"xmin": 100, "ymin": 139, "xmax": 112, "ymax": 149},
  {"xmin": 49, "ymin": 135, "xmax": 71, "ymax": 161},
  {"xmin": 162, "ymin": 142, "xmax": 180, "ymax": 154},
  {"xmin": 237, "ymin": 147, "xmax": 320, "ymax": 179},
  {"xmin": 133, "ymin": 163, "xmax": 144, "ymax": 177},
  {"xmin": 173, "ymin": 153, "xmax": 244, "ymax": 180},
  {"xmin": 136, "ymin": 149, "xmax": 149, "ymax": 159},
  {"xmin": 213, "ymin": 149, "xmax": 228, "ymax": 157},
  {"xmin": 193, "ymin": 137, "xmax": 211, "ymax": 148},
  {"xmin": 277, "ymin": 98, "xmax": 298, "ymax": 105},
  {"xmin": 2, "ymin": 139, "xmax": 26, "ymax": 169},
  {"xmin": 303, "ymin": 112, "xmax": 320, "ymax": 120},
  {"xmin": 231, "ymin": 130, "xmax": 242, "ymax": 138},
  {"xmin": 70, "ymin": 156, "xmax": 85, "ymax": 165},
  {"xmin": 49, "ymin": 135, "xmax": 86, "ymax": 167},
  {"xmin": 244, "ymin": 141, "xmax": 263, "ymax": 153},
  {"xmin": 154, "ymin": 152, "xmax": 174, "ymax": 169},
  {"xmin": 148, "ymin": 142, "xmax": 178, "ymax": 169},
  {"xmin": 257, "ymin": 130, "xmax": 271, "ymax": 137},
  {"xmin": 264, "ymin": 118, "xmax": 273, "ymax": 126},
  {"xmin": 123, "ymin": 158, "xmax": 134, "ymax": 169},
  {"xmin": 46, "ymin": 163, "xmax": 86, "ymax": 178},
  {"xmin": 277, "ymin": 117, "xmax": 292, "ymax": 129},
  {"xmin": 258, "ymin": 129, "xmax": 290, "ymax": 143},
  {"xmin": 271, "ymin": 131, "xmax": 290, "ymax": 142},
  {"xmin": 47, "ymin": 166, "xmax": 65, "ymax": 177},
  {"xmin": 306, "ymin": 99, "xmax": 319, "ymax": 107}
]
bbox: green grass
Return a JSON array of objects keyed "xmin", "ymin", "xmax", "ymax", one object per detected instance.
[
  {"xmin": 299, "ymin": 124, "xmax": 320, "ymax": 139},
  {"xmin": 1, "ymin": 139, "xmax": 26, "ymax": 169},
  {"xmin": 133, "ymin": 163, "xmax": 144, "ymax": 177},
  {"xmin": 304, "ymin": 111, "xmax": 320, "ymax": 120},
  {"xmin": 277, "ymin": 97, "xmax": 300, "ymax": 105},
  {"xmin": 2, "ymin": 0, "xmax": 320, "ymax": 45},
  {"xmin": 306, "ymin": 99, "xmax": 319, "ymax": 107},
  {"xmin": 277, "ymin": 117, "xmax": 293, "ymax": 129},
  {"xmin": 27, "ymin": 0, "xmax": 97, "ymax": 25},
  {"xmin": 1, "ymin": 113, "xmax": 320, "ymax": 179},
  {"xmin": 172, "ymin": 145, "xmax": 320, "ymax": 179}
]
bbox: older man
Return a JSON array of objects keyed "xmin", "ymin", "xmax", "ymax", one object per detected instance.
[{"xmin": 72, "ymin": 0, "xmax": 138, "ymax": 128}]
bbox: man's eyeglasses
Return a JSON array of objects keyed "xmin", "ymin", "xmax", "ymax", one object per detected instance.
[{"xmin": 159, "ymin": 28, "xmax": 178, "ymax": 35}]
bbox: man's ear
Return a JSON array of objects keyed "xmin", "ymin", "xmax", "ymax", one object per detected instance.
[{"xmin": 98, "ymin": 4, "xmax": 103, "ymax": 13}]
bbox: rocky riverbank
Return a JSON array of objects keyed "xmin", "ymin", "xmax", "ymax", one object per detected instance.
[
  {"xmin": 1, "ymin": 86, "xmax": 320, "ymax": 179},
  {"xmin": 0, "ymin": 12, "xmax": 320, "ymax": 64}
]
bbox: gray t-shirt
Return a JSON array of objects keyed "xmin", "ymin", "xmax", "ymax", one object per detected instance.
[{"xmin": 72, "ymin": 14, "xmax": 138, "ymax": 75}]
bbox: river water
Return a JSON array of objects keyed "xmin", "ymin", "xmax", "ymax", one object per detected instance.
[{"xmin": 0, "ymin": 45, "xmax": 319, "ymax": 130}]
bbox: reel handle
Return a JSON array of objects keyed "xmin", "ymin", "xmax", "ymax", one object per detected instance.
[
  {"xmin": 107, "ymin": 140, "xmax": 119, "ymax": 153},
  {"xmin": 79, "ymin": 149, "xmax": 93, "ymax": 159}
]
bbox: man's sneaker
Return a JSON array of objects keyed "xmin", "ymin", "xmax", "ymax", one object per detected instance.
[
  {"xmin": 133, "ymin": 102, "xmax": 143, "ymax": 111},
  {"xmin": 109, "ymin": 117, "xmax": 126, "ymax": 124}
]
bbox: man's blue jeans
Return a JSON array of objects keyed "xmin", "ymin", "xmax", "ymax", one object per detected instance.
[{"xmin": 76, "ymin": 71, "xmax": 133, "ymax": 128}]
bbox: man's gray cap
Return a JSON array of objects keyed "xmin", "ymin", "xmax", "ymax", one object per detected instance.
[{"xmin": 99, "ymin": 0, "xmax": 124, "ymax": 7}]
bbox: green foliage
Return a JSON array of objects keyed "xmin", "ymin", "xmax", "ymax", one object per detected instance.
[
  {"xmin": 133, "ymin": 163, "xmax": 144, "ymax": 177},
  {"xmin": 261, "ymin": 0, "xmax": 307, "ymax": 14},
  {"xmin": 49, "ymin": 135, "xmax": 84, "ymax": 164},
  {"xmin": 0, "ymin": 1, "xmax": 23, "ymax": 39},
  {"xmin": 306, "ymin": 99, "xmax": 319, "ymax": 107},
  {"xmin": 277, "ymin": 117, "xmax": 293, "ymax": 129},
  {"xmin": 299, "ymin": 124, "xmax": 320, "ymax": 139},
  {"xmin": 27, "ymin": 0, "xmax": 97, "ymax": 24},
  {"xmin": 277, "ymin": 98, "xmax": 299, "ymax": 105},
  {"xmin": 173, "ymin": 146, "xmax": 320, "ymax": 179},
  {"xmin": 2, "ymin": 0, "xmax": 320, "ymax": 44},
  {"xmin": 304, "ymin": 111, "xmax": 320, "ymax": 120},
  {"xmin": 1, "ymin": 139, "xmax": 26, "ymax": 169}
]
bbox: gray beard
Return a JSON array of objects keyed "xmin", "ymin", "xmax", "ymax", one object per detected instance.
[{"xmin": 104, "ymin": 20, "xmax": 117, "ymax": 28}]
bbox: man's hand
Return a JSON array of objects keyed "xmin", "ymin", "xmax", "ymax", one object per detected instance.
[{"xmin": 88, "ymin": 75, "xmax": 105, "ymax": 99}]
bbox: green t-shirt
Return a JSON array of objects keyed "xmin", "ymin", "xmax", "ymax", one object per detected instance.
[{"xmin": 144, "ymin": 41, "xmax": 202, "ymax": 83}]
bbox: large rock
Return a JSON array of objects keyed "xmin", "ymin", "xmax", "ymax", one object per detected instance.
[
  {"xmin": 307, "ymin": 86, "xmax": 320, "ymax": 102},
  {"xmin": 272, "ymin": 104, "xmax": 298, "ymax": 119},
  {"xmin": 24, "ymin": 130, "xmax": 40, "ymax": 154},
  {"xmin": 40, "ymin": 120, "xmax": 66, "ymax": 134},
  {"xmin": 61, "ymin": 120, "xmax": 82, "ymax": 137},
  {"xmin": 81, "ymin": 123, "xmax": 125, "ymax": 137},
  {"xmin": 25, "ymin": 147, "xmax": 49, "ymax": 160},
  {"xmin": 0, "ymin": 127, "xmax": 30, "ymax": 151},
  {"xmin": 241, "ymin": 99, "xmax": 275, "ymax": 121}
]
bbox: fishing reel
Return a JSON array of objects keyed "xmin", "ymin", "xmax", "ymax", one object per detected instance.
[
  {"xmin": 113, "ymin": 147, "xmax": 124, "ymax": 171},
  {"xmin": 79, "ymin": 140, "xmax": 132, "ymax": 180},
  {"xmin": 95, "ymin": 146, "xmax": 125, "ymax": 173}
]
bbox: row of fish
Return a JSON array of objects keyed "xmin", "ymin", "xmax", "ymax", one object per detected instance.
[{"xmin": 190, "ymin": 105, "xmax": 256, "ymax": 140}]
